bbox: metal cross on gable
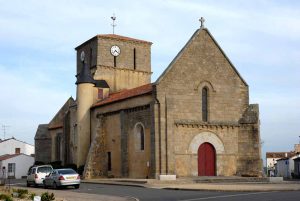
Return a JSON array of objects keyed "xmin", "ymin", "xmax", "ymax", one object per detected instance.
[
  {"xmin": 111, "ymin": 13, "xmax": 117, "ymax": 34},
  {"xmin": 199, "ymin": 17, "xmax": 205, "ymax": 28}
]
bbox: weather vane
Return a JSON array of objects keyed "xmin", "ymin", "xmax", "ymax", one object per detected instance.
[
  {"xmin": 199, "ymin": 17, "xmax": 205, "ymax": 28},
  {"xmin": 111, "ymin": 13, "xmax": 117, "ymax": 34}
]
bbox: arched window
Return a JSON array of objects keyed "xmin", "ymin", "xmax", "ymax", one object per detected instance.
[
  {"xmin": 202, "ymin": 87, "xmax": 208, "ymax": 122},
  {"xmin": 135, "ymin": 123, "xmax": 145, "ymax": 151}
]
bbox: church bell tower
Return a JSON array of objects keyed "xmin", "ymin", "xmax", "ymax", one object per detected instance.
[{"xmin": 75, "ymin": 33, "xmax": 152, "ymax": 93}]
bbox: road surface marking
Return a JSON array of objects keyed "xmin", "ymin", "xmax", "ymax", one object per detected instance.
[{"xmin": 179, "ymin": 191, "xmax": 276, "ymax": 201}]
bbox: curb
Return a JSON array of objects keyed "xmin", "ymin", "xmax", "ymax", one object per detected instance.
[{"xmin": 81, "ymin": 180, "xmax": 146, "ymax": 188}]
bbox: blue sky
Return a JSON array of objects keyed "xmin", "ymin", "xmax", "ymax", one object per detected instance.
[{"xmin": 0, "ymin": 0, "xmax": 299, "ymax": 161}]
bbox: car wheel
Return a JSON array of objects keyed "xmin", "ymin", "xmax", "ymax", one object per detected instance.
[
  {"xmin": 53, "ymin": 182, "xmax": 57, "ymax": 189},
  {"xmin": 74, "ymin": 184, "xmax": 80, "ymax": 189},
  {"xmin": 43, "ymin": 181, "xmax": 47, "ymax": 189}
]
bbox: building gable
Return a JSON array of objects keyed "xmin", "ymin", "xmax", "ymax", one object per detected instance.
[{"xmin": 155, "ymin": 28, "xmax": 247, "ymax": 87}]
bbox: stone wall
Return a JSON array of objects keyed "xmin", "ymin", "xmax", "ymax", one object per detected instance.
[
  {"xmin": 84, "ymin": 94, "xmax": 154, "ymax": 178},
  {"xmin": 94, "ymin": 65, "xmax": 151, "ymax": 92},
  {"xmin": 35, "ymin": 139, "xmax": 51, "ymax": 163},
  {"xmin": 76, "ymin": 35, "xmax": 152, "ymax": 93},
  {"xmin": 154, "ymin": 28, "xmax": 260, "ymax": 177},
  {"xmin": 172, "ymin": 123, "xmax": 239, "ymax": 176},
  {"xmin": 97, "ymin": 37, "xmax": 151, "ymax": 72}
]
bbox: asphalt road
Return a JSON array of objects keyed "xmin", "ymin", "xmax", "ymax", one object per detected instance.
[{"xmin": 7, "ymin": 179, "xmax": 300, "ymax": 201}]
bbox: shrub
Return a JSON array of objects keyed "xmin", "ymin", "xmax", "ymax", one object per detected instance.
[
  {"xmin": 41, "ymin": 192, "xmax": 55, "ymax": 201},
  {"xmin": 64, "ymin": 163, "xmax": 78, "ymax": 171},
  {"xmin": 77, "ymin": 165, "xmax": 85, "ymax": 175},
  {"xmin": 0, "ymin": 194, "xmax": 13, "ymax": 201},
  {"xmin": 34, "ymin": 161, "xmax": 45, "ymax": 165},
  {"xmin": 12, "ymin": 188, "xmax": 28, "ymax": 198},
  {"xmin": 29, "ymin": 192, "xmax": 37, "ymax": 200},
  {"xmin": 49, "ymin": 161, "xmax": 62, "ymax": 169}
]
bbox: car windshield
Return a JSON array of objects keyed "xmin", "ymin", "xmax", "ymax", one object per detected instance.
[
  {"xmin": 37, "ymin": 167, "xmax": 52, "ymax": 173},
  {"xmin": 57, "ymin": 169, "xmax": 76, "ymax": 175}
]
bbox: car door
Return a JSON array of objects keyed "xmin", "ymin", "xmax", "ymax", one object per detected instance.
[{"xmin": 28, "ymin": 167, "xmax": 36, "ymax": 182}]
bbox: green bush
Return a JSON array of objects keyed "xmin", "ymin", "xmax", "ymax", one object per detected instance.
[
  {"xmin": 29, "ymin": 192, "xmax": 36, "ymax": 200},
  {"xmin": 34, "ymin": 161, "xmax": 45, "ymax": 165},
  {"xmin": 64, "ymin": 163, "xmax": 78, "ymax": 171},
  {"xmin": 41, "ymin": 192, "xmax": 55, "ymax": 201},
  {"xmin": 77, "ymin": 165, "xmax": 85, "ymax": 175},
  {"xmin": 49, "ymin": 161, "xmax": 62, "ymax": 169},
  {"xmin": 12, "ymin": 188, "xmax": 28, "ymax": 198},
  {"xmin": 0, "ymin": 194, "xmax": 13, "ymax": 201}
]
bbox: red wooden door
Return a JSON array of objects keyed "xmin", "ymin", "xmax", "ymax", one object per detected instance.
[{"xmin": 198, "ymin": 142, "xmax": 216, "ymax": 176}]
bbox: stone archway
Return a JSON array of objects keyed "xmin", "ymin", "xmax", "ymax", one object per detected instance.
[
  {"xmin": 188, "ymin": 131, "xmax": 225, "ymax": 154},
  {"xmin": 188, "ymin": 131, "xmax": 225, "ymax": 176}
]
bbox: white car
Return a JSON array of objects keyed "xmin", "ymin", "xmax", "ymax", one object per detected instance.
[
  {"xmin": 43, "ymin": 168, "xmax": 80, "ymax": 189},
  {"xmin": 27, "ymin": 165, "xmax": 53, "ymax": 187}
]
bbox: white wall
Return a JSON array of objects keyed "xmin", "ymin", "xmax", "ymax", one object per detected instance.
[
  {"xmin": 267, "ymin": 157, "xmax": 281, "ymax": 168},
  {"xmin": 0, "ymin": 154, "xmax": 34, "ymax": 179},
  {"xmin": 0, "ymin": 138, "xmax": 34, "ymax": 155},
  {"xmin": 276, "ymin": 158, "xmax": 295, "ymax": 178}
]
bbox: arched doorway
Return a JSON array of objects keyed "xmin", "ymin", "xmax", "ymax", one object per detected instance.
[{"xmin": 198, "ymin": 142, "xmax": 216, "ymax": 176}]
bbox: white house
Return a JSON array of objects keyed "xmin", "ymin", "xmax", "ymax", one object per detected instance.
[
  {"xmin": 0, "ymin": 154, "xmax": 34, "ymax": 179},
  {"xmin": 266, "ymin": 152, "xmax": 295, "ymax": 176},
  {"xmin": 0, "ymin": 137, "xmax": 34, "ymax": 156},
  {"xmin": 276, "ymin": 155, "xmax": 299, "ymax": 178}
]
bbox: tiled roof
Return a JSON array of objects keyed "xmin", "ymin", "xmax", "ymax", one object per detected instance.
[
  {"xmin": 266, "ymin": 152, "xmax": 296, "ymax": 158},
  {"xmin": 97, "ymin": 34, "xmax": 152, "ymax": 44},
  {"xmin": 75, "ymin": 34, "xmax": 152, "ymax": 50},
  {"xmin": 48, "ymin": 124, "xmax": 63, "ymax": 130},
  {"xmin": 0, "ymin": 154, "xmax": 20, "ymax": 161},
  {"xmin": 92, "ymin": 83, "xmax": 153, "ymax": 108}
]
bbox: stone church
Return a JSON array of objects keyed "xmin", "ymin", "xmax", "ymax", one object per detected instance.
[{"xmin": 35, "ymin": 22, "xmax": 262, "ymax": 178}]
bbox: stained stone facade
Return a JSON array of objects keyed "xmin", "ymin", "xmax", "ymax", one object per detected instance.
[{"xmin": 35, "ymin": 25, "xmax": 262, "ymax": 178}]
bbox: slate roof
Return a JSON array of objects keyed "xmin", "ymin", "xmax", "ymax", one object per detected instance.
[
  {"xmin": 95, "ymin": 80, "xmax": 110, "ymax": 88},
  {"xmin": 92, "ymin": 83, "xmax": 153, "ymax": 108}
]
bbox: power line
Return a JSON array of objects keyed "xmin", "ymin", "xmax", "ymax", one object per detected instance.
[{"xmin": 1, "ymin": 125, "xmax": 10, "ymax": 140}]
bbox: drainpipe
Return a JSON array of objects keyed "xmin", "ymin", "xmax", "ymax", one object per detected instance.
[{"xmin": 165, "ymin": 95, "xmax": 168, "ymax": 174}]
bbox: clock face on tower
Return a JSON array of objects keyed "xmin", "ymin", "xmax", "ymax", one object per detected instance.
[{"xmin": 110, "ymin": 45, "xmax": 121, "ymax": 56}]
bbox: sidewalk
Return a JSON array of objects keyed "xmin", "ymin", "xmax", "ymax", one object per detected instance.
[{"xmin": 82, "ymin": 178, "xmax": 300, "ymax": 192}]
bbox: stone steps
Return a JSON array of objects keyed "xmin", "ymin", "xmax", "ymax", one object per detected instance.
[{"xmin": 193, "ymin": 177, "xmax": 269, "ymax": 183}]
